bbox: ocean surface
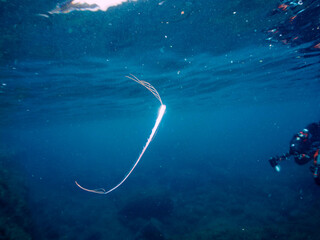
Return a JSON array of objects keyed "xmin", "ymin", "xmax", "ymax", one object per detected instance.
[{"xmin": 1, "ymin": 0, "xmax": 320, "ymax": 239}]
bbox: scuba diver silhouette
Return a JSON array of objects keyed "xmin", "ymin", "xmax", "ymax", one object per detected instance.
[{"xmin": 269, "ymin": 122, "xmax": 320, "ymax": 185}]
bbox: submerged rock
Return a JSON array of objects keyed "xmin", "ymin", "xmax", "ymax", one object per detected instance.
[
  {"xmin": 0, "ymin": 149, "xmax": 32, "ymax": 240},
  {"xmin": 118, "ymin": 195, "xmax": 173, "ymax": 239},
  {"xmin": 119, "ymin": 195, "xmax": 173, "ymax": 221},
  {"xmin": 133, "ymin": 220, "xmax": 166, "ymax": 240}
]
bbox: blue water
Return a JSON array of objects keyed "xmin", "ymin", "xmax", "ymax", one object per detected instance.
[{"xmin": 1, "ymin": 0, "xmax": 320, "ymax": 239}]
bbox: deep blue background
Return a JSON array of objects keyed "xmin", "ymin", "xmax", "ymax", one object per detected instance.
[{"xmin": 1, "ymin": 0, "xmax": 320, "ymax": 239}]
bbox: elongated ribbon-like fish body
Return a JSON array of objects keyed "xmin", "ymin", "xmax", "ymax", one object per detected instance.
[{"xmin": 76, "ymin": 75, "xmax": 166, "ymax": 195}]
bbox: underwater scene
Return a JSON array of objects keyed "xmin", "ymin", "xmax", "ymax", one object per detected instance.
[{"xmin": 1, "ymin": 0, "xmax": 320, "ymax": 239}]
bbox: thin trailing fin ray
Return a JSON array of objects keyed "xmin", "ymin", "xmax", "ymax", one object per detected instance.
[{"xmin": 125, "ymin": 75, "xmax": 163, "ymax": 104}]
